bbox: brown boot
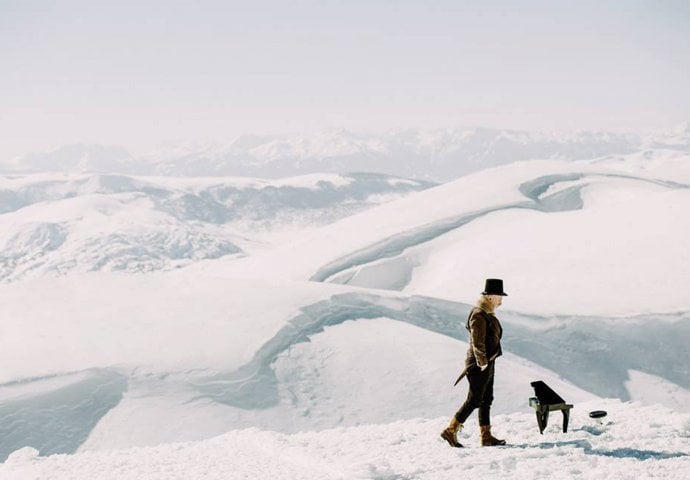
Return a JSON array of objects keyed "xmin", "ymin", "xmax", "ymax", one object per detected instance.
[
  {"xmin": 480, "ymin": 425, "xmax": 506, "ymax": 446},
  {"xmin": 440, "ymin": 417, "xmax": 464, "ymax": 448}
]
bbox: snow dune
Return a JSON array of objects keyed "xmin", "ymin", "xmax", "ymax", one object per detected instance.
[
  {"xmin": 1, "ymin": 271, "xmax": 688, "ymax": 459},
  {"xmin": 205, "ymin": 151, "xmax": 690, "ymax": 317},
  {"xmin": 0, "ymin": 274, "xmax": 599, "ymax": 457}
]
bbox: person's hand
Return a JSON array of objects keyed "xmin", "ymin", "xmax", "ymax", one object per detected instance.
[{"xmin": 479, "ymin": 364, "xmax": 488, "ymax": 371}]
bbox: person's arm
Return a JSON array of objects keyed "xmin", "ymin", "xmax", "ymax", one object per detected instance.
[{"xmin": 469, "ymin": 311, "xmax": 488, "ymax": 367}]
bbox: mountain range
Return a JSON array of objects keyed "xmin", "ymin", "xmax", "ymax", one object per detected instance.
[{"xmin": 4, "ymin": 123, "xmax": 689, "ymax": 181}]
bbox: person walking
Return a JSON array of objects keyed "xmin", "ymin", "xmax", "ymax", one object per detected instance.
[{"xmin": 441, "ymin": 278, "xmax": 508, "ymax": 448}]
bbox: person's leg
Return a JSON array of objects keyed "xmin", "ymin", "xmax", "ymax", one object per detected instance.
[
  {"xmin": 454, "ymin": 366, "xmax": 492, "ymax": 424},
  {"xmin": 477, "ymin": 363, "xmax": 506, "ymax": 446},
  {"xmin": 477, "ymin": 363, "xmax": 495, "ymax": 426},
  {"xmin": 442, "ymin": 365, "xmax": 492, "ymax": 447}
]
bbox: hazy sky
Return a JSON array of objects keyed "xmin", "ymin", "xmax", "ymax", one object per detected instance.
[{"xmin": 1, "ymin": 0, "xmax": 689, "ymax": 159}]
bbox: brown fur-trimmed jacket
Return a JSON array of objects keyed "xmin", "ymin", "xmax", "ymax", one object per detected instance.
[{"xmin": 464, "ymin": 300, "xmax": 503, "ymax": 368}]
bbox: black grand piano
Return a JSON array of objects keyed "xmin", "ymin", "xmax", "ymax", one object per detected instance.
[{"xmin": 529, "ymin": 381, "xmax": 574, "ymax": 434}]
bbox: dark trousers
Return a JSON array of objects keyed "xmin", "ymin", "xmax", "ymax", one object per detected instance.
[{"xmin": 454, "ymin": 361, "xmax": 495, "ymax": 426}]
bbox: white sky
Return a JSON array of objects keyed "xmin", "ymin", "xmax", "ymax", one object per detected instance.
[{"xmin": 1, "ymin": 0, "xmax": 689, "ymax": 159}]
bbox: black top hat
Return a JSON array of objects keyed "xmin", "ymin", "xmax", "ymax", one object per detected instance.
[{"xmin": 482, "ymin": 278, "xmax": 508, "ymax": 296}]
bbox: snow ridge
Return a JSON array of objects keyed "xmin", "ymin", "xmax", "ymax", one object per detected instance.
[
  {"xmin": 193, "ymin": 292, "xmax": 690, "ymax": 410},
  {"xmin": 312, "ymin": 171, "xmax": 689, "ymax": 289},
  {"xmin": 0, "ymin": 369, "xmax": 127, "ymax": 461}
]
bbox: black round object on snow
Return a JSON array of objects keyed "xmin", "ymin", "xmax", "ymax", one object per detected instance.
[{"xmin": 589, "ymin": 410, "xmax": 608, "ymax": 419}]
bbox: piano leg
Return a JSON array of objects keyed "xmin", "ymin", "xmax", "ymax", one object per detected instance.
[
  {"xmin": 562, "ymin": 408, "xmax": 570, "ymax": 433},
  {"xmin": 536, "ymin": 408, "xmax": 549, "ymax": 434}
]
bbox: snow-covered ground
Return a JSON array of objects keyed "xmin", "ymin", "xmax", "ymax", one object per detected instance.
[
  {"xmin": 1, "ymin": 146, "xmax": 688, "ymax": 477},
  {"xmin": 1, "ymin": 400, "xmax": 688, "ymax": 479}
]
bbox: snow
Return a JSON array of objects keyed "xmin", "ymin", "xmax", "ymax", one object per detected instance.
[
  {"xmin": 201, "ymin": 153, "xmax": 690, "ymax": 316},
  {"xmin": 1, "ymin": 271, "xmax": 686, "ymax": 462},
  {"xmin": 0, "ymin": 274, "xmax": 331, "ymax": 383},
  {"xmin": 1, "ymin": 145, "xmax": 689, "ymax": 477},
  {"xmin": 72, "ymin": 317, "xmax": 595, "ymax": 452},
  {"xmin": 626, "ymin": 370, "xmax": 690, "ymax": 414},
  {"xmin": 405, "ymin": 180, "xmax": 689, "ymax": 316},
  {"xmin": 0, "ymin": 371, "xmax": 92, "ymax": 402},
  {"xmin": 0, "ymin": 277, "xmax": 601, "ymax": 453},
  {"xmin": 268, "ymin": 318, "xmax": 596, "ymax": 432},
  {"xmin": 1, "ymin": 401, "xmax": 688, "ymax": 479},
  {"xmin": 0, "ymin": 172, "xmax": 430, "ymax": 281}
]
